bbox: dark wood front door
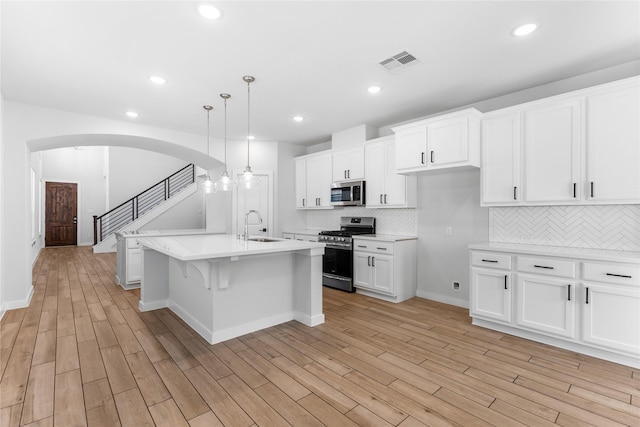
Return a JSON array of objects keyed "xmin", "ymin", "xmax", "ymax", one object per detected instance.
[{"xmin": 45, "ymin": 182, "xmax": 77, "ymax": 246}]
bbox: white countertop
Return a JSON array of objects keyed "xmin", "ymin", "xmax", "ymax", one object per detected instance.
[
  {"xmin": 353, "ymin": 234, "xmax": 417, "ymax": 242},
  {"xmin": 282, "ymin": 229, "xmax": 322, "ymax": 236},
  {"xmin": 137, "ymin": 234, "xmax": 324, "ymax": 261},
  {"xmin": 116, "ymin": 229, "xmax": 221, "ymax": 238},
  {"xmin": 469, "ymin": 242, "xmax": 640, "ymax": 264}
]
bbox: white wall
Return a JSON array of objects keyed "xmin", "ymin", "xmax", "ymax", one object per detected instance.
[
  {"xmin": 41, "ymin": 147, "xmax": 107, "ymax": 247},
  {"xmin": 108, "ymin": 146, "xmax": 189, "ymax": 208},
  {"xmin": 415, "ymin": 169, "xmax": 488, "ymax": 307}
]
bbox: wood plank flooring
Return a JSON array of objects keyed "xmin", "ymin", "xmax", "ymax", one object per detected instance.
[{"xmin": 1, "ymin": 246, "xmax": 639, "ymax": 426}]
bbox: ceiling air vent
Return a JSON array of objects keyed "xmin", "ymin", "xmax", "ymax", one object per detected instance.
[{"xmin": 378, "ymin": 51, "xmax": 420, "ymax": 73}]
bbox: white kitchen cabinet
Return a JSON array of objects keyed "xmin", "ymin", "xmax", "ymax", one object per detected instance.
[
  {"xmin": 480, "ymin": 76, "xmax": 640, "ymax": 207},
  {"xmin": 470, "ymin": 252, "xmax": 512, "ymax": 323},
  {"xmin": 581, "ymin": 261, "xmax": 640, "ymax": 355},
  {"xmin": 295, "ymin": 152, "xmax": 333, "ymax": 209},
  {"xmin": 469, "ymin": 243, "xmax": 640, "ymax": 368},
  {"xmin": 126, "ymin": 239, "xmax": 142, "ymax": 283},
  {"xmin": 516, "ymin": 274, "xmax": 576, "ymax": 339},
  {"xmin": 332, "ymin": 146, "xmax": 365, "ymax": 182},
  {"xmin": 481, "ymin": 112, "xmax": 522, "ymax": 205},
  {"xmin": 294, "ymin": 158, "xmax": 307, "ymax": 208},
  {"xmin": 365, "ymin": 136, "xmax": 417, "ymax": 208},
  {"xmin": 586, "ymin": 80, "xmax": 640, "ymax": 203},
  {"xmin": 353, "ymin": 237, "xmax": 416, "ymax": 303},
  {"xmin": 393, "ymin": 108, "xmax": 481, "ymax": 173},
  {"xmin": 523, "ymin": 99, "xmax": 582, "ymax": 204}
]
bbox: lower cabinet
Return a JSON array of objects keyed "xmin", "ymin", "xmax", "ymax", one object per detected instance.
[
  {"xmin": 470, "ymin": 268, "xmax": 511, "ymax": 323},
  {"xmin": 353, "ymin": 237, "xmax": 416, "ymax": 303},
  {"xmin": 469, "ymin": 246, "xmax": 640, "ymax": 367}
]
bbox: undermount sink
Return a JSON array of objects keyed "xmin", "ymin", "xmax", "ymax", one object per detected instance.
[{"xmin": 248, "ymin": 237, "xmax": 282, "ymax": 243}]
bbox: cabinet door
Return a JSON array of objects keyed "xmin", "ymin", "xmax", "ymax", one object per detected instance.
[
  {"xmin": 306, "ymin": 153, "xmax": 333, "ymax": 208},
  {"xmin": 383, "ymin": 140, "xmax": 408, "ymax": 206},
  {"xmin": 353, "ymin": 252, "xmax": 373, "ymax": 289},
  {"xmin": 372, "ymin": 254, "xmax": 394, "ymax": 294},
  {"xmin": 395, "ymin": 126, "xmax": 427, "ymax": 171},
  {"xmin": 470, "ymin": 268, "xmax": 512, "ymax": 322},
  {"xmin": 586, "ymin": 84, "xmax": 640, "ymax": 203},
  {"xmin": 295, "ymin": 158, "xmax": 307, "ymax": 208},
  {"xmin": 126, "ymin": 248, "xmax": 141, "ymax": 283},
  {"xmin": 333, "ymin": 147, "xmax": 364, "ymax": 182},
  {"xmin": 523, "ymin": 99, "xmax": 582, "ymax": 203},
  {"xmin": 581, "ymin": 282, "xmax": 640, "ymax": 355},
  {"xmin": 427, "ymin": 115, "xmax": 469, "ymax": 166},
  {"xmin": 364, "ymin": 142, "xmax": 385, "ymax": 207},
  {"xmin": 481, "ymin": 113, "xmax": 521, "ymax": 205},
  {"xmin": 516, "ymin": 274, "xmax": 575, "ymax": 339}
]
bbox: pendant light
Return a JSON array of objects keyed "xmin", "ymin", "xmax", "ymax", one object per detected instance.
[
  {"xmin": 213, "ymin": 93, "xmax": 236, "ymax": 192},
  {"xmin": 237, "ymin": 75, "xmax": 260, "ymax": 189},
  {"xmin": 199, "ymin": 105, "xmax": 215, "ymax": 194}
]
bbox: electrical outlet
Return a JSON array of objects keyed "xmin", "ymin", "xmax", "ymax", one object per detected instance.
[
  {"xmin": 445, "ymin": 226, "xmax": 453, "ymax": 236},
  {"xmin": 452, "ymin": 281, "xmax": 460, "ymax": 292}
]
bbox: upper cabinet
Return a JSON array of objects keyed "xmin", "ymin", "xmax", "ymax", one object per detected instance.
[
  {"xmin": 392, "ymin": 108, "xmax": 482, "ymax": 173},
  {"xmin": 586, "ymin": 81, "xmax": 640, "ymax": 203},
  {"xmin": 365, "ymin": 136, "xmax": 417, "ymax": 208},
  {"xmin": 295, "ymin": 152, "xmax": 333, "ymax": 209},
  {"xmin": 481, "ymin": 76, "xmax": 640, "ymax": 206},
  {"xmin": 332, "ymin": 146, "xmax": 365, "ymax": 182}
]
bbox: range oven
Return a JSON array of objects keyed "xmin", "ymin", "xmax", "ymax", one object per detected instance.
[{"xmin": 318, "ymin": 217, "xmax": 375, "ymax": 292}]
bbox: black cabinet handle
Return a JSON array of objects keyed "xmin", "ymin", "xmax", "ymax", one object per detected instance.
[
  {"xmin": 513, "ymin": 186, "xmax": 517, "ymax": 200},
  {"xmin": 567, "ymin": 284, "xmax": 571, "ymax": 301},
  {"xmin": 590, "ymin": 182, "xmax": 595, "ymax": 198},
  {"xmin": 302, "ymin": 198, "xmax": 305, "ymax": 207},
  {"xmin": 372, "ymin": 257, "xmax": 375, "ymax": 267},
  {"xmin": 573, "ymin": 183, "xmax": 576, "ymax": 198},
  {"xmin": 384, "ymin": 194, "xmax": 387, "ymax": 204},
  {"xmin": 367, "ymin": 256, "xmax": 371, "ymax": 266},
  {"xmin": 357, "ymin": 245, "xmax": 367, "ymax": 248},
  {"xmin": 586, "ymin": 287, "xmax": 589, "ymax": 304},
  {"xmin": 347, "ymin": 170, "xmax": 351, "ymax": 179},
  {"xmin": 534, "ymin": 265, "xmax": 554, "ymax": 270},
  {"xmin": 430, "ymin": 151, "xmax": 435, "ymax": 163},
  {"xmin": 504, "ymin": 275, "xmax": 508, "ymax": 290},
  {"xmin": 380, "ymin": 194, "xmax": 383, "ymax": 204},
  {"xmin": 606, "ymin": 273, "xmax": 632, "ymax": 279},
  {"xmin": 376, "ymin": 247, "xmax": 387, "ymax": 251},
  {"xmin": 344, "ymin": 170, "xmax": 347, "ymax": 179},
  {"xmin": 421, "ymin": 152, "xmax": 425, "ymax": 164},
  {"xmin": 482, "ymin": 259, "xmax": 498, "ymax": 263}
]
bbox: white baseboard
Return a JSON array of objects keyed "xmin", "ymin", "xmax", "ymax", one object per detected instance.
[
  {"xmin": 138, "ymin": 299, "xmax": 168, "ymax": 312},
  {"xmin": 416, "ymin": 290, "xmax": 469, "ymax": 309},
  {"xmin": 2, "ymin": 285, "xmax": 35, "ymax": 312},
  {"xmin": 294, "ymin": 312, "xmax": 325, "ymax": 327}
]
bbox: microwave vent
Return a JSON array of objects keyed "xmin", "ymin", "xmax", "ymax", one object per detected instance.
[{"xmin": 378, "ymin": 51, "xmax": 420, "ymax": 73}]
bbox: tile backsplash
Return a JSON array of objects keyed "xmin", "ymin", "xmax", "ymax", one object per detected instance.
[
  {"xmin": 306, "ymin": 207, "xmax": 417, "ymax": 235},
  {"xmin": 490, "ymin": 205, "xmax": 640, "ymax": 251}
]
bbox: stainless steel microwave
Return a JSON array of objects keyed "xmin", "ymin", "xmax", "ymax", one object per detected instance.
[{"xmin": 330, "ymin": 180, "xmax": 365, "ymax": 206}]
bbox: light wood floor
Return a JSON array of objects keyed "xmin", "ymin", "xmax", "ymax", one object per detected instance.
[{"xmin": 1, "ymin": 247, "xmax": 639, "ymax": 426}]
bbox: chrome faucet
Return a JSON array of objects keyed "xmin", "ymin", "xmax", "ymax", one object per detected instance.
[{"xmin": 244, "ymin": 209, "xmax": 263, "ymax": 241}]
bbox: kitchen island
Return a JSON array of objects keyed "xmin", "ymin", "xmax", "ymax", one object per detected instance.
[{"xmin": 137, "ymin": 234, "xmax": 325, "ymax": 344}]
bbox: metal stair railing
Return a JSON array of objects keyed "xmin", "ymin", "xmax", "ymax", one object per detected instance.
[{"xmin": 93, "ymin": 163, "xmax": 195, "ymax": 244}]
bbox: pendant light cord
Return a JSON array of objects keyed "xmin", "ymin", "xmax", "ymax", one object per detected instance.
[
  {"xmin": 223, "ymin": 97, "xmax": 228, "ymax": 171},
  {"xmin": 246, "ymin": 79, "xmax": 251, "ymax": 169}
]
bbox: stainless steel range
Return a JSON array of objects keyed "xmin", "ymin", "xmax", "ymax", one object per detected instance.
[{"xmin": 319, "ymin": 217, "xmax": 375, "ymax": 292}]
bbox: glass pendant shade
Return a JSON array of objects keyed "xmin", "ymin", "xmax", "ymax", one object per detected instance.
[
  {"xmin": 213, "ymin": 93, "xmax": 236, "ymax": 192},
  {"xmin": 240, "ymin": 75, "xmax": 260, "ymax": 189},
  {"xmin": 199, "ymin": 104, "xmax": 216, "ymax": 194}
]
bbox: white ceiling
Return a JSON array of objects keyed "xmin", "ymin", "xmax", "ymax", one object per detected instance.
[{"xmin": 2, "ymin": 1, "xmax": 639, "ymax": 146}]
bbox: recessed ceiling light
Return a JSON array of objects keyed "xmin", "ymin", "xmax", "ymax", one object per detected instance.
[
  {"xmin": 512, "ymin": 23, "xmax": 538, "ymax": 37},
  {"xmin": 368, "ymin": 86, "xmax": 382, "ymax": 94},
  {"xmin": 293, "ymin": 115, "xmax": 304, "ymax": 122},
  {"xmin": 247, "ymin": 135, "xmax": 255, "ymax": 140},
  {"xmin": 126, "ymin": 111, "xmax": 139, "ymax": 118},
  {"xmin": 149, "ymin": 75, "xmax": 166, "ymax": 85},
  {"xmin": 198, "ymin": 4, "xmax": 221, "ymax": 20}
]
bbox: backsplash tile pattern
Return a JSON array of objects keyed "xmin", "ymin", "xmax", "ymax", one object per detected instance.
[
  {"xmin": 490, "ymin": 205, "xmax": 640, "ymax": 251},
  {"xmin": 306, "ymin": 207, "xmax": 417, "ymax": 235}
]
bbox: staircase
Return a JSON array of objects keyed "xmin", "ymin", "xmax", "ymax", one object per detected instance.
[{"xmin": 93, "ymin": 164, "xmax": 196, "ymax": 253}]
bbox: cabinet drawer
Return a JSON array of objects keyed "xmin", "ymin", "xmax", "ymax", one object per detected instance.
[
  {"xmin": 517, "ymin": 256, "xmax": 575, "ymax": 278},
  {"xmin": 583, "ymin": 262, "xmax": 640, "ymax": 286},
  {"xmin": 471, "ymin": 252, "xmax": 511, "ymax": 270},
  {"xmin": 126, "ymin": 238, "xmax": 139, "ymax": 249},
  {"xmin": 353, "ymin": 241, "xmax": 394, "ymax": 255}
]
